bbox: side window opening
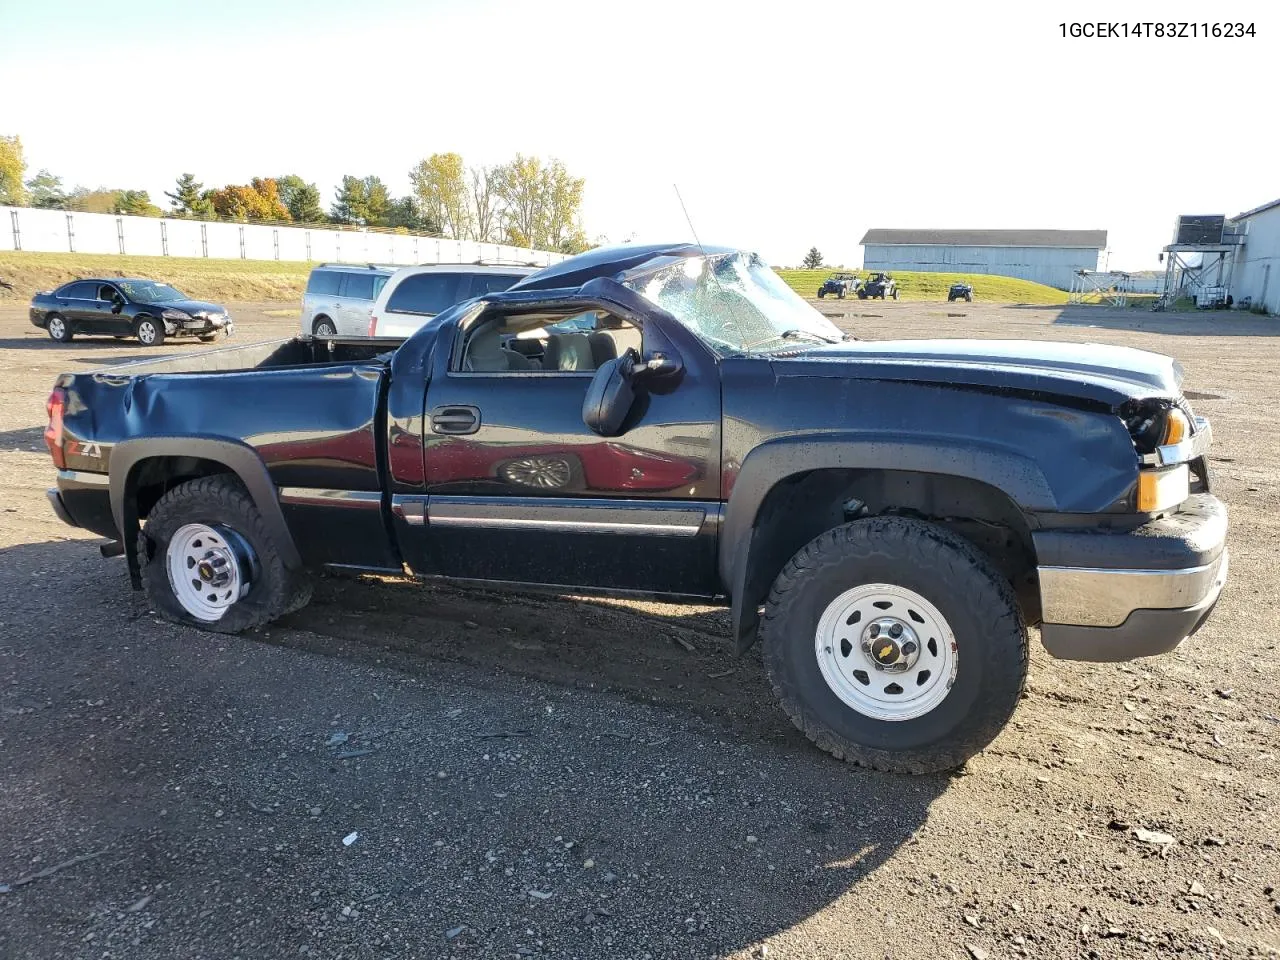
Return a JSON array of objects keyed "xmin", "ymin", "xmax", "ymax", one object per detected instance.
[
  {"xmin": 386, "ymin": 272, "xmax": 463, "ymax": 316},
  {"xmin": 341, "ymin": 272, "xmax": 376, "ymax": 301},
  {"xmin": 456, "ymin": 309, "xmax": 641, "ymax": 374},
  {"xmin": 307, "ymin": 270, "xmax": 342, "ymax": 296}
]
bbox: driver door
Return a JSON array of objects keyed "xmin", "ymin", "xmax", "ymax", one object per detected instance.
[
  {"xmin": 402, "ymin": 300, "xmax": 723, "ymax": 597},
  {"xmin": 81, "ymin": 283, "xmax": 124, "ymax": 333}
]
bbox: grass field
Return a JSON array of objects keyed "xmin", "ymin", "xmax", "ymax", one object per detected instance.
[
  {"xmin": 0, "ymin": 252, "xmax": 311, "ymax": 302},
  {"xmin": 777, "ymin": 268, "xmax": 1070, "ymax": 304},
  {"xmin": 1, "ymin": 251, "xmax": 1083, "ymax": 308}
]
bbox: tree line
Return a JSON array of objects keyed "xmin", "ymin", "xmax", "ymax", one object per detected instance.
[{"xmin": 0, "ymin": 135, "xmax": 589, "ymax": 253}]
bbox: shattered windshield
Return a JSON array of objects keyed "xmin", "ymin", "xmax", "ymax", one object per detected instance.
[{"xmin": 623, "ymin": 252, "xmax": 843, "ymax": 354}]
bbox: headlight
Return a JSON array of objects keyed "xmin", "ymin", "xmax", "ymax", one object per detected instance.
[
  {"xmin": 161, "ymin": 308, "xmax": 191, "ymax": 320},
  {"xmin": 1136, "ymin": 464, "xmax": 1189, "ymax": 512}
]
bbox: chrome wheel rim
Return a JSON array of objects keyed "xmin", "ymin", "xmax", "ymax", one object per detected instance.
[
  {"xmin": 815, "ymin": 583, "xmax": 957, "ymax": 721},
  {"xmin": 165, "ymin": 523, "xmax": 252, "ymax": 621},
  {"xmin": 138, "ymin": 321, "xmax": 157, "ymax": 344},
  {"xmin": 315, "ymin": 321, "xmax": 336, "ymax": 337},
  {"xmin": 48, "ymin": 317, "xmax": 65, "ymax": 339},
  {"xmin": 500, "ymin": 456, "xmax": 573, "ymax": 489}
]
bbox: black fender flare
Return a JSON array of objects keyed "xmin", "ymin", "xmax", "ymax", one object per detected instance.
[
  {"xmin": 720, "ymin": 434, "xmax": 1056, "ymax": 652},
  {"xmin": 109, "ymin": 436, "xmax": 303, "ymax": 586}
]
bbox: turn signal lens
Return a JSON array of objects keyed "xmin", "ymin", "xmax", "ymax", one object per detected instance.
[
  {"xmin": 1163, "ymin": 409, "xmax": 1190, "ymax": 445},
  {"xmin": 1137, "ymin": 465, "xmax": 1189, "ymax": 512},
  {"xmin": 368, "ymin": 314, "xmax": 378, "ymax": 336}
]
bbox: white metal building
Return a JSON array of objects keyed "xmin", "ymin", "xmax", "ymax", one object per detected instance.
[
  {"xmin": 860, "ymin": 228, "xmax": 1107, "ymax": 290},
  {"xmin": 1225, "ymin": 198, "xmax": 1280, "ymax": 314}
]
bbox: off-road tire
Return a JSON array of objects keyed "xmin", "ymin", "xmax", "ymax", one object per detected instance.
[
  {"xmin": 837, "ymin": 289, "xmax": 845, "ymax": 299},
  {"xmin": 760, "ymin": 516, "xmax": 1027, "ymax": 774},
  {"xmin": 138, "ymin": 475, "xmax": 311, "ymax": 633},
  {"xmin": 817, "ymin": 290, "xmax": 826, "ymax": 299},
  {"xmin": 198, "ymin": 333, "xmax": 219, "ymax": 342}
]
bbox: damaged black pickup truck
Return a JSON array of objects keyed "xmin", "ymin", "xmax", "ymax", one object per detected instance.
[{"xmin": 44, "ymin": 243, "xmax": 1228, "ymax": 773}]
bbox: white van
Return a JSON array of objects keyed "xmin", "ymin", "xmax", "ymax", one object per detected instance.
[{"xmin": 368, "ymin": 264, "xmax": 534, "ymax": 338}]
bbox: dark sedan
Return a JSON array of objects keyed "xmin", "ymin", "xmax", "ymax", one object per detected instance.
[{"xmin": 30, "ymin": 278, "xmax": 234, "ymax": 346}]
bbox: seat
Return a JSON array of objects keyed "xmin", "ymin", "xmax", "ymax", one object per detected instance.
[
  {"xmin": 587, "ymin": 332, "xmax": 618, "ymax": 368},
  {"xmin": 466, "ymin": 327, "xmax": 534, "ymax": 371},
  {"xmin": 543, "ymin": 333, "xmax": 596, "ymax": 371}
]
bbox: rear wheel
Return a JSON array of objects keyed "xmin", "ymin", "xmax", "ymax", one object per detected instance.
[
  {"xmin": 136, "ymin": 317, "xmax": 165, "ymax": 347},
  {"xmin": 198, "ymin": 333, "xmax": 218, "ymax": 343},
  {"xmin": 313, "ymin": 316, "xmax": 337, "ymax": 337},
  {"xmin": 817, "ymin": 290, "xmax": 826, "ymax": 299},
  {"xmin": 837, "ymin": 289, "xmax": 845, "ymax": 299},
  {"xmin": 139, "ymin": 475, "xmax": 311, "ymax": 633},
  {"xmin": 46, "ymin": 314, "xmax": 73, "ymax": 342},
  {"xmin": 760, "ymin": 516, "xmax": 1027, "ymax": 773}
]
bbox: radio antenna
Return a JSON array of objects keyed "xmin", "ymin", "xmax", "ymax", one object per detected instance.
[{"xmin": 673, "ymin": 184, "xmax": 709, "ymax": 258}]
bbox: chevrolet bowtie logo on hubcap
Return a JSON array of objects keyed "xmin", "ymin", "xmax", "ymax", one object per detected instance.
[
  {"xmin": 874, "ymin": 639, "xmax": 901, "ymax": 664},
  {"xmin": 197, "ymin": 561, "xmax": 215, "ymax": 581}
]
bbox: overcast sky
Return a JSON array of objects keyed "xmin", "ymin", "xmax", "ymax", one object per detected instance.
[{"xmin": 1, "ymin": 0, "xmax": 1274, "ymax": 269}]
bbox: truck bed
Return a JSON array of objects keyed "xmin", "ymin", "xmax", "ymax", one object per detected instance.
[{"xmin": 84, "ymin": 335, "xmax": 402, "ymax": 376}]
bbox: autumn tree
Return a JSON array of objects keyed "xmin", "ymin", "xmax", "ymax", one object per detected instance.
[
  {"xmin": 409, "ymin": 153, "xmax": 471, "ymax": 239},
  {"xmin": 0, "ymin": 135, "xmax": 28, "ymax": 206},
  {"xmin": 66, "ymin": 188, "xmax": 120, "ymax": 214},
  {"xmin": 802, "ymin": 246, "xmax": 824, "ymax": 269},
  {"xmin": 469, "ymin": 164, "xmax": 504, "ymax": 243},
  {"xmin": 26, "ymin": 169, "xmax": 67, "ymax": 209},
  {"xmin": 208, "ymin": 178, "xmax": 290, "ymax": 222},
  {"xmin": 493, "ymin": 154, "xmax": 587, "ymax": 252}
]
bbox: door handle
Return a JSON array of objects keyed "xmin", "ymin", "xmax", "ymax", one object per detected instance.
[{"xmin": 430, "ymin": 405, "xmax": 481, "ymax": 435}]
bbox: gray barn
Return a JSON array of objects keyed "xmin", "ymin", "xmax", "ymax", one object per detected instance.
[{"xmin": 860, "ymin": 228, "xmax": 1107, "ymax": 290}]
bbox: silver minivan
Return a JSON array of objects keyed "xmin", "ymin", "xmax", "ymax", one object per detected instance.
[{"xmin": 300, "ymin": 263, "xmax": 395, "ymax": 337}]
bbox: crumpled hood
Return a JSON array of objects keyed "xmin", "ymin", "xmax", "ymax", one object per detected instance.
[
  {"xmin": 160, "ymin": 299, "xmax": 228, "ymax": 316},
  {"xmin": 777, "ymin": 338, "xmax": 1183, "ymax": 408}
]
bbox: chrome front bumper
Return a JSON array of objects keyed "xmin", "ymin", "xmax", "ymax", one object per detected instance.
[{"xmin": 1034, "ymin": 494, "xmax": 1228, "ymax": 661}]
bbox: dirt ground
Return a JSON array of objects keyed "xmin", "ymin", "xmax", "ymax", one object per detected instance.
[{"xmin": 1, "ymin": 297, "xmax": 1278, "ymax": 960}]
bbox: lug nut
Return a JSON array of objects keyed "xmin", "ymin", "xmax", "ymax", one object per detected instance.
[
  {"xmin": 901, "ymin": 641, "xmax": 917, "ymax": 655},
  {"xmin": 889, "ymin": 623, "xmax": 903, "ymax": 638},
  {"xmin": 869, "ymin": 624, "xmax": 881, "ymax": 638}
]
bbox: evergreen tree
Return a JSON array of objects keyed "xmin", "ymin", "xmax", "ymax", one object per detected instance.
[
  {"xmin": 802, "ymin": 246, "xmax": 824, "ymax": 269},
  {"xmin": 165, "ymin": 173, "xmax": 205, "ymax": 216}
]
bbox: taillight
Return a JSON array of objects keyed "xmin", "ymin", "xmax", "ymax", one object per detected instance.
[
  {"xmin": 45, "ymin": 387, "xmax": 67, "ymax": 469},
  {"xmin": 368, "ymin": 313, "xmax": 378, "ymax": 336}
]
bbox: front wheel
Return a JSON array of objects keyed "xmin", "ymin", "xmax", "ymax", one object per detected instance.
[
  {"xmin": 760, "ymin": 516, "xmax": 1027, "ymax": 773},
  {"xmin": 837, "ymin": 289, "xmax": 845, "ymax": 299},
  {"xmin": 139, "ymin": 475, "xmax": 312, "ymax": 633},
  {"xmin": 965, "ymin": 293, "xmax": 972, "ymax": 302},
  {"xmin": 817, "ymin": 290, "xmax": 826, "ymax": 299},
  {"xmin": 892, "ymin": 289, "xmax": 900, "ymax": 300},
  {"xmin": 136, "ymin": 317, "xmax": 165, "ymax": 347},
  {"xmin": 46, "ymin": 314, "xmax": 73, "ymax": 343},
  {"xmin": 857, "ymin": 290, "xmax": 868, "ymax": 300}
]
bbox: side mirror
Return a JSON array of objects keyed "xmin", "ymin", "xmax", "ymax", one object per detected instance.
[{"xmin": 582, "ymin": 353, "xmax": 638, "ymax": 437}]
